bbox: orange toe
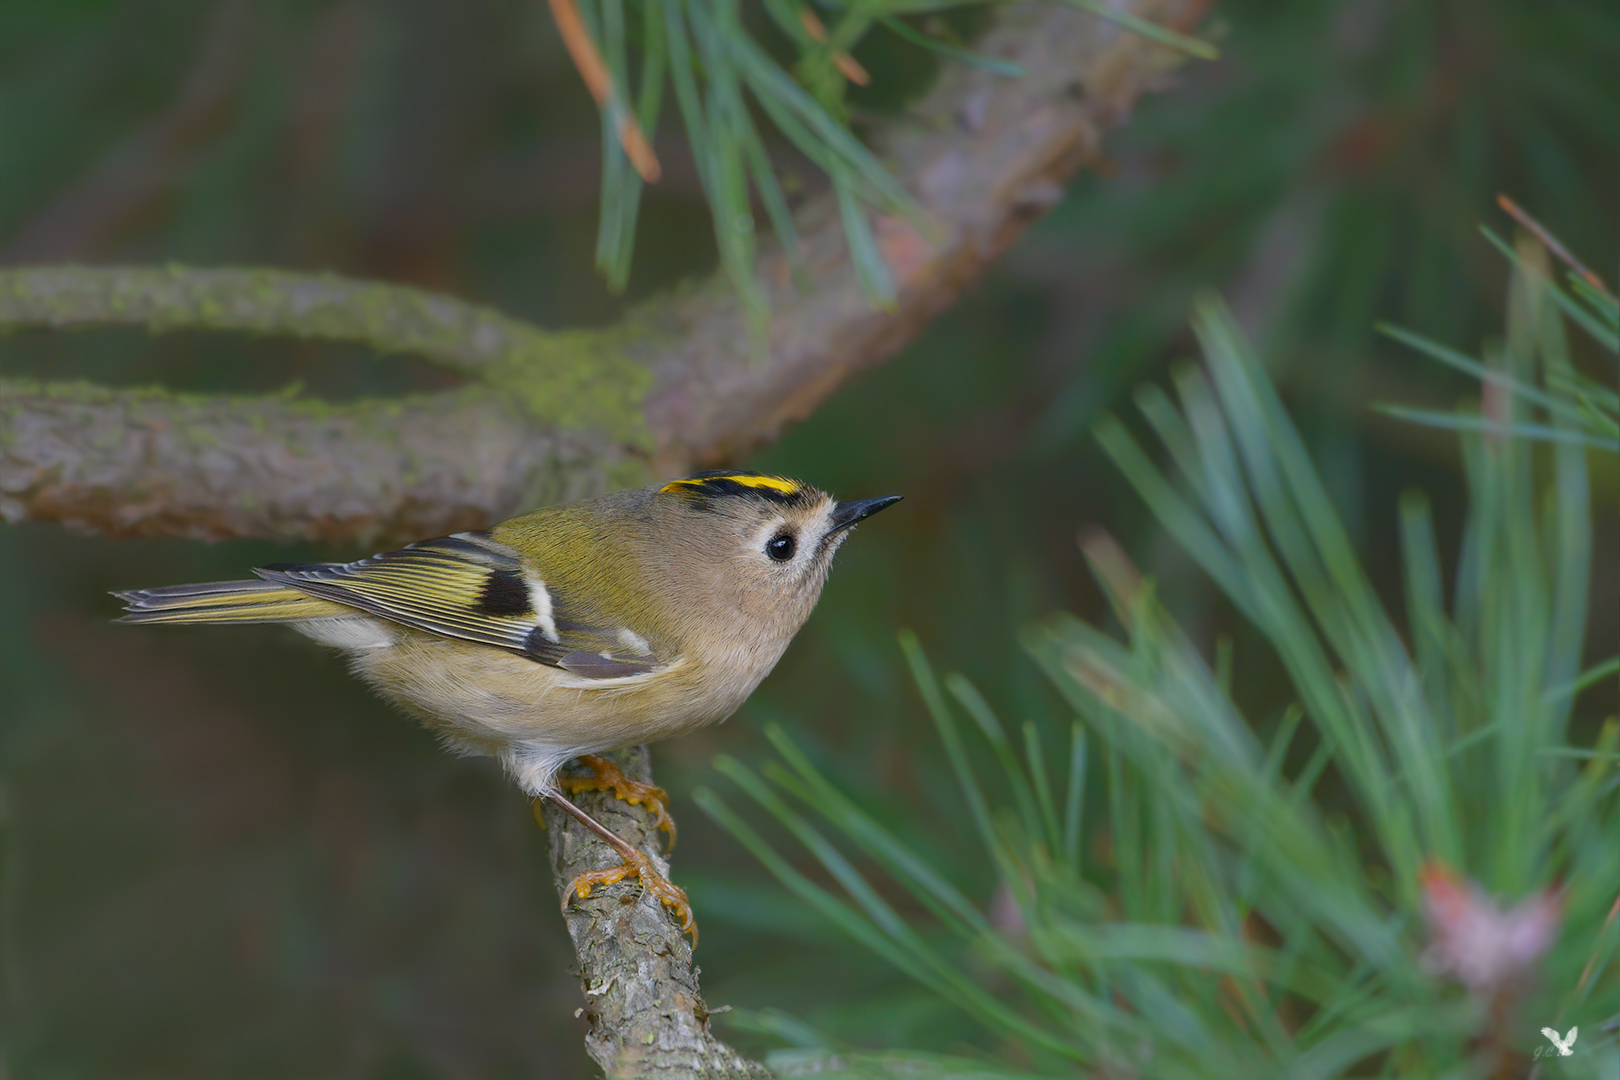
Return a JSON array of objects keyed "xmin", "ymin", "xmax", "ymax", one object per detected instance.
[
  {"xmin": 562, "ymin": 754, "xmax": 678, "ymax": 849},
  {"xmin": 562, "ymin": 846, "xmax": 697, "ymax": 945}
]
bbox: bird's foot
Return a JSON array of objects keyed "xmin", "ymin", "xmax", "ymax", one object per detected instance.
[
  {"xmin": 562, "ymin": 753, "xmax": 677, "ymax": 850},
  {"xmin": 563, "ymin": 846, "xmax": 697, "ymax": 945}
]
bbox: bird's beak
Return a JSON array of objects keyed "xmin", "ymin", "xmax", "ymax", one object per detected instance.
[{"xmin": 829, "ymin": 494, "xmax": 903, "ymax": 534}]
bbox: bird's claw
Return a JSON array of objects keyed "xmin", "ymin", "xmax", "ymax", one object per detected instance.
[
  {"xmin": 563, "ymin": 846, "xmax": 697, "ymax": 945},
  {"xmin": 562, "ymin": 754, "xmax": 678, "ymax": 850}
]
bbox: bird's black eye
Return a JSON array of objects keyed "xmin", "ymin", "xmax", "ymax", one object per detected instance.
[{"xmin": 766, "ymin": 532, "xmax": 797, "ymax": 562}]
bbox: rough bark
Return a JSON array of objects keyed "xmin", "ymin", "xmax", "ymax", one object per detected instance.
[
  {"xmin": 0, "ymin": 381, "xmax": 624, "ymax": 542},
  {"xmin": 2, "ymin": 0, "xmax": 1194, "ymax": 545},
  {"xmin": 0, "ymin": 267, "xmax": 650, "ymax": 540},
  {"xmin": 542, "ymin": 747, "xmax": 770, "ymax": 1079}
]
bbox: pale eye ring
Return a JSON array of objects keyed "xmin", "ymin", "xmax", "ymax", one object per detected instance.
[{"xmin": 766, "ymin": 532, "xmax": 797, "ymax": 562}]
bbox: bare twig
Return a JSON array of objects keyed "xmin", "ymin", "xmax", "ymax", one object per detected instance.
[
  {"xmin": 547, "ymin": 0, "xmax": 662, "ymax": 183},
  {"xmin": 541, "ymin": 747, "xmax": 769, "ymax": 1078},
  {"xmin": 1497, "ymin": 194, "xmax": 1613, "ymax": 299}
]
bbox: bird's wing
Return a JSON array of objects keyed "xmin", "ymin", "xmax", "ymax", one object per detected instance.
[{"xmin": 257, "ymin": 531, "xmax": 663, "ymax": 678}]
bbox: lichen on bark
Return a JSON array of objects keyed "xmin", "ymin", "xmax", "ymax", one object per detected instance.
[{"xmin": 0, "ymin": 265, "xmax": 653, "ymax": 441}]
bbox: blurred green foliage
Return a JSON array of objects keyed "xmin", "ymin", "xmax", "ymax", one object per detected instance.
[
  {"xmin": 1, "ymin": 0, "xmax": 1615, "ymax": 1077},
  {"xmin": 705, "ymin": 280, "xmax": 1617, "ymax": 1075}
]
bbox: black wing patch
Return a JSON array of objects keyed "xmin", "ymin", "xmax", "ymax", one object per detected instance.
[{"xmin": 477, "ymin": 570, "xmax": 533, "ymax": 616}]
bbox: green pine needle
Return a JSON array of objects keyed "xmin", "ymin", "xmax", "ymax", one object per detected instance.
[{"xmin": 705, "ymin": 227, "xmax": 1617, "ymax": 1076}]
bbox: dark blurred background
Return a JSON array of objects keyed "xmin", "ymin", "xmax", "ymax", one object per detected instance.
[{"xmin": 1, "ymin": 1, "xmax": 1615, "ymax": 1075}]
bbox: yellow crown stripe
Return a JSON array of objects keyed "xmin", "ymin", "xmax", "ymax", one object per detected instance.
[{"xmin": 661, "ymin": 473, "xmax": 802, "ymax": 495}]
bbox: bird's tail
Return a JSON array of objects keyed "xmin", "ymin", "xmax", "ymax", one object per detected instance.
[{"xmin": 114, "ymin": 577, "xmax": 349, "ymax": 625}]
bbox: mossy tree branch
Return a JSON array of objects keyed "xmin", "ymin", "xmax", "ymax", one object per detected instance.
[
  {"xmin": 0, "ymin": 265, "xmax": 578, "ymax": 374},
  {"xmin": 2, "ymin": 0, "xmax": 1193, "ymax": 546},
  {"xmin": 0, "ymin": 380, "xmax": 631, "ymax": 542},
  {"xmin": 0, "ymin": 267, "xmax": 653, "ymax": 539}
]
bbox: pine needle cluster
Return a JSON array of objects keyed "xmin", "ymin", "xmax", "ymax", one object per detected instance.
[{"xmin": 700, "ymin": 233, "xmax": 1619, "ymax": 1077}]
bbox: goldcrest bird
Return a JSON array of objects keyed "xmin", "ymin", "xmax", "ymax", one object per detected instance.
[{"xmin": 115, "ymin": 470, "xmax": 900, "ymax": 940}]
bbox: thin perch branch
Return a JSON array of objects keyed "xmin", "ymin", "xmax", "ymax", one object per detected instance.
[{"xmin": 541, "ymin": 747, "xmax": 769, "ymax": 1078}]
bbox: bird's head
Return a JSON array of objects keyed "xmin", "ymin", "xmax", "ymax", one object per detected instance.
[{"xmin": 653, "ymin": 470, "xmax": 902, "ymax": 631}]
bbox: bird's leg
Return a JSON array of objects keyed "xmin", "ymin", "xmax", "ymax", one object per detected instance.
[
  {"xmin": 559, "ymin": 753, "xmax": 677, "ymax": 850},
  {"xmin": 540, "ymin": 789, "xmax": 697, "ymax": 945}
]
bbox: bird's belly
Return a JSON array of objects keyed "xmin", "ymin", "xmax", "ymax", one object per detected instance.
[{"xmin": 348, "ymin": 631, "xmax": 776, "ymax": 760}]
